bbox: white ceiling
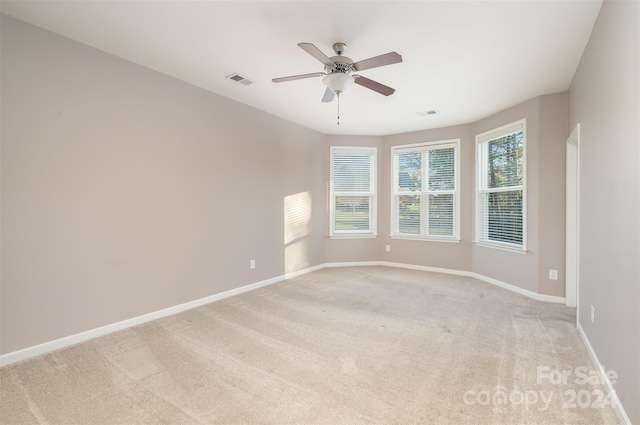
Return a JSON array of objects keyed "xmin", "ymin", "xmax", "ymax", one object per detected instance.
[{"xmin": 1, "ymin": 0, "xmax": 602, "ymax": 136}]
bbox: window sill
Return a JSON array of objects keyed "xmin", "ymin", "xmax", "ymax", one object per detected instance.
[
  {"xmin": 330, "ymin": 234, "xmax": 378, "ymax": 240},
  {"xmin": 474, "ymin": 241, "xmax": 527, "ymax": 254},
  {"xmin": 390, "ymin": 235, "xmax": 460, "ymax": 243}
]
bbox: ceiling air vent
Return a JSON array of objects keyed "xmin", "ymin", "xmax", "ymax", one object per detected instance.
[{"xmin": 226, "ymin": 73, "xmax": 254, "ymax": 86}]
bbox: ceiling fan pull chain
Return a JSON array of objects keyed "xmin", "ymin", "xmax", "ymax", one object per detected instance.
[{"xmin": 337, "ymin": 94, "xmax": 340, "ymax": 125}]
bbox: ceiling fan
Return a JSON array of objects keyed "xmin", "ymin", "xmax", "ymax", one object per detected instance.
[{"xmin": 272, "ymin": 42, "xmax": 403, "ymax": 103}]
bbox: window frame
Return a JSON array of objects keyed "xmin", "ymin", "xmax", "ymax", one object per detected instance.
[
  {"xmin": 390, "ymin": 139, "xmax": 461, "ymax": 242},
  {"xmin": 474, "ymin": 119, "xmax": 527, "ymax": 253},
  {"xmin": 329, "ymin": 146, "xmax": 377, "ymax": 238}
]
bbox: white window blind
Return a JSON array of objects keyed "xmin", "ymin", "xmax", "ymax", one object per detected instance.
[
  {"xmin": 330, "ymin": 147, "xmax": 376, "ymax": 237},
  {"xmin": 476, "ymin": 120, "xmax": 526, "ymax": 250},
  {"xmin": 391, "ymin": 140, "xmax": 459, "ymax": 240}
]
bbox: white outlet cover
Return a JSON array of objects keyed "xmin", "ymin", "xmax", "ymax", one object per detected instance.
[
  {"xmin": 549, "ymin": 269, "xmax": 558, "ymax": 280},
  {"xmin": 385, "ymin": 245, "xmax": 391, "ymax": 252}
]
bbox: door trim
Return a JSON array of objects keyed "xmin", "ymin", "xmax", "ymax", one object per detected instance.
[{"xmin": 565, "ymin": 124, "xmax": 580, "ymax": 310}]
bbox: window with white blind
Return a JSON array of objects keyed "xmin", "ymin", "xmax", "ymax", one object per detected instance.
[
  {"xmin": 330, "ymin": 147, "xmax": 377, "ymax": 237},
  {"xmin": 391, "ymin": 140, "xmax": 460, "ymax": 240},
  {"xmin": 475, "ymin": 119, "xmax": 526, "ymax": 251}
]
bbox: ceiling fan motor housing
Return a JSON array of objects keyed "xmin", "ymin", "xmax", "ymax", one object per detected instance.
[
  {"xmin": 326, "ymin": 58, "xmax": 354, "ymax": 74},
  {"xmin": 325, "ymin": 42, "xmax": 354, "ymax": 74}
]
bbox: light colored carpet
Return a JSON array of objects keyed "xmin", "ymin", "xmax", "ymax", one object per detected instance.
[{"xmin": 0, "ymin": 266, "xmax": 620, "ymax": 424}]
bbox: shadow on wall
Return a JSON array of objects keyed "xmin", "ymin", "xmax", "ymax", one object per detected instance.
[{"xmin": 284, "ymin": 192, "xmax": 312, "ymax": 273}]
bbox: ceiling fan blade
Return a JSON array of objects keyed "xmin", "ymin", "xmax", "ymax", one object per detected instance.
[
  {"xmin": 298, "ymin": 43, "xmax": 336, "ymax": 67},
  {"xmin": 272, "ymin": 72, "xmax": 325, "ymax": 83},
  {"xmin": 354, "ymin": 75, "xmax": 395, "ymax": 96},
  {"xmin": 321, "ymin": 87, "xmax": 335, "ymax": 103},
  {"xmin": 352, "ymin": 52, "xmax": 403, "ymax": 71}
]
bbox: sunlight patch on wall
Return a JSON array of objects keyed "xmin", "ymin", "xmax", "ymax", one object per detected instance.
[{"xmin": 284, "ymin": 192, "xmax": 312, "ymax": 273}]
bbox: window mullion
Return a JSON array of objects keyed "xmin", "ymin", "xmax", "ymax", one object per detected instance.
[{"xmin": 421, "ymin": 151, "xmax": 429, "ymax": 236}]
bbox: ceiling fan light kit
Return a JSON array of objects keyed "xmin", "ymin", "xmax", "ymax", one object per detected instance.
[
  {"xmin": 322, "ymin": 73, "xmax": 354, "ymax": 95},
  {"xmin": 272, "ymin": 42, "xmax": 402, "ymax": 125}
]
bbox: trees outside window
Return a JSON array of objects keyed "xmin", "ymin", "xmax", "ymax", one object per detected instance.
[
  {"xmin": 476, "ymin": 119, "xmax": 526, "ymax": 250},
  {"xmin": 392, "ymin": 140, "xmax": 459, "ymax": 240}
]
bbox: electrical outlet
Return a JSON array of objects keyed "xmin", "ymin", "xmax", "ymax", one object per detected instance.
[
  {"xmin": 549, "ymin": 269, "xmax": 558, "ymax": 280},
  {"xmin": 385, "ymin": 245, "xmax": 391, "ymax": 252},
  {"xmin": 250, "ymin": 259, "xmax": 255, "ymax": 269},
  {"xmin": 590, "ymin": 305, "xmax": 595, "ymax": 324}
]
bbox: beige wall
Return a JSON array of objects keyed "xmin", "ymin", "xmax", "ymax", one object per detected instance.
[
  {"xmin": 2, "ymin": 12, "xmax": 583, "ymax": 362},
  {"xmin": 538, "ymin": 93, "xmax": 569, "ymax": 297},
  {"xmin": 473, "ymin": 93, "xmax": 569, "ymax": 297},
  {"xmin": 326, "ymin": 97, "xmax": 569, "ymax": 300},
  {"xmin": 471, "ymin": 97, "xmax": 541, "ymax": 293},
  {"xmin": 471, "ymin": 94, "xmax": 568, "ymax": 298},
  {"xmin": 569, "ymin": 0, "xmax": 639, "ymax": 422},
  {"xmin": 5, "ymin": 5, "xmax": 637, "ymax": 419},
  {"xmin": 380, "ymin": 96, "xmax": 569, "ymax": 297},
  {"xmin": 381, "ymin": 124, "xmax": 474, "ymax": 271},
  {"xmin": 1, "ymin": 16, "xmax": 326, "ymax": 354}
]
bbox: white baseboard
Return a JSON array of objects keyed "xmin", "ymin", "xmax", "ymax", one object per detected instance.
[
  {"xmin": 284, "ymin": 263, "xmax": 325, "ymax": 280},
  {"xmin": 470, "ymin": 272, "xmax": 565, "ymax": 304},
  {"xmin": 379, "ymin": 261, "xmax": 474, "ymax": 277},
  {"xmin": 325, "ymin": 261, "xmax": 474, "ymax": 280},
  {"xmin": 577, "ymin": 322, "xmax": 631, "ymax": 425},
  {"xmin": 376, "ymin": 261, "xmax": 566, "ymax": 304},
  {"xmin": 0, "ymin": 264, "xmax": 324, "ymax": 367},
  {"xmin": 0, "ymin": 261, "xmax": 566, "ymax": 367},
  {"xmin": 324, "ymin": 261, "xmax": 384, "ymax": 268}
]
